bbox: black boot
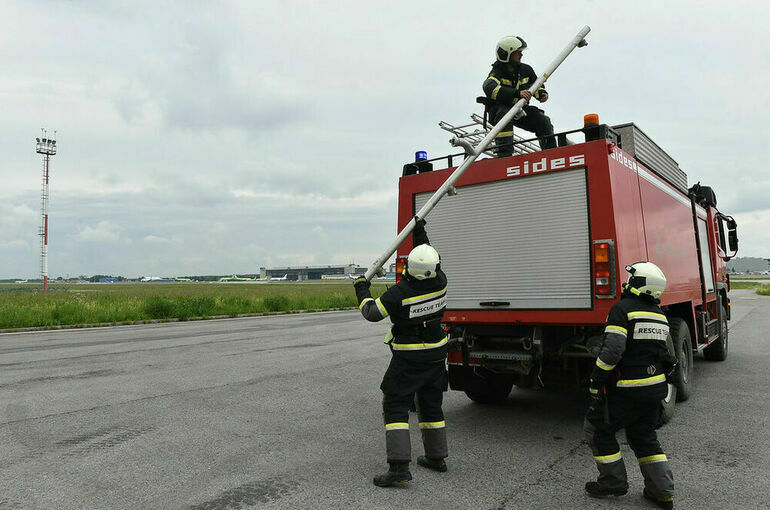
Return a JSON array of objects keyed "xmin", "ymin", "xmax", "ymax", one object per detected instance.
[
  {"xmin": 585, "ymin": 481, "xmax": 628, "ymax": 498},
  {"xmin": 417, "ymin": 456, "xmax": 447, "ymax": 472},
  {"xmin": 373, "ymin": 463, "xmax": 412, "ymax": 487},
  {"xmin": 643, "ymin": 488, "xmax": 674, "ymax": 509}
]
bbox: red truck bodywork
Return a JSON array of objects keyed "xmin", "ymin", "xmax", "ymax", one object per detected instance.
[{"xmin": 396, "ymin": 133, "xmax": 735, "ymax": 410}]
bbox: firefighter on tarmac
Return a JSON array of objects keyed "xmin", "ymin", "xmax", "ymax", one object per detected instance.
[
  {"xmin": 583, "ymin": 261, "xmax": 677, "ymax": 509},
  {"xmin": 483, "ymin": 35, "xmax": 556, "ymax": 157},
  {"xmin": 353, "ymin": 217, "xmax": 449, "ymax": 487}
]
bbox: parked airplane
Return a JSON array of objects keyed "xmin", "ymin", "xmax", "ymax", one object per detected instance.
[
  {"xmin": 271, "ymin": 274, "xmax": 289, "ymax": 281},
  {"xmin": 15, "ymin": 279, "xmax": 28, "ymax": 284},
  {"xmin": 219, "ymin": 274, "xmax": 256, "ymax": 282}
]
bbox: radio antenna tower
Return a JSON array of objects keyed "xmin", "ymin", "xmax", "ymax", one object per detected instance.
[{"xmin": 36, "ymin": 129, "xmax": 57, "ymax": 292}]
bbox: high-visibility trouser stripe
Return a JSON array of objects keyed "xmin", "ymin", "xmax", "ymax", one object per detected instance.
[
  {"xmin": 496, "ymin": 131, "xmax": 513, "ymax": 138},
  {"xmin": 594, "ymin": 451, "xmax": 622, "ymax": 464},
  {"xmin": 359, "ymin": 297, "xmax": 374, "ymax": 310},
  {"xmin": 391, "ymin": 336, "xmax": 448, "ymax": 351},
  {"xmin": 375, "ymin": 298, "xmax": 389, "ymax": 317},
  {"xmin": 385, "ymin": 422, "xmax": 409, "ymax": 431},
  {"xmin": 596, "ymin": 358, "xmax": 615, "ymax": 371},
  {"xmin": 627, "ymin": 311, "xmax": 667, "ymax": 322},
  {"xmin": 616, "ymin": 374, "xmax": 666, "ymax": 387},
  {"xmin": 402, "ymin": 288, "xmax": 446, "ymax": 305},
  {"xmin": 419, "ymin": 421, "xmax": 445, "ymax": 429},
  {"xmin": 638, "ymin": 454, "xmax": 668, "ymax": 464},
  {"xmin": 605, "ymin": 325, "xmax": 627, "ymax": 337}
]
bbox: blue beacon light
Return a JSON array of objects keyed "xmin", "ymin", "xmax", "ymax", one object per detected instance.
[{"xmin": 415, "ymin": 151, "xmax": 428, "ymax": 161}]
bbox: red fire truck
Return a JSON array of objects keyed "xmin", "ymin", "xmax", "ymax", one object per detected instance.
[{"xmin": 395, "ymin": 119, "xmax": 738, "ymax": 421}]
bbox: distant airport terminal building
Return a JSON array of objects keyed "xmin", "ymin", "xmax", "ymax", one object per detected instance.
[
  {"xmin": 261, "ymin": 264, "xmax": 367, "ymax": 281},
  {"xmin": 260, "ymin": 263, "xmax": 395, "ymax": 281}
]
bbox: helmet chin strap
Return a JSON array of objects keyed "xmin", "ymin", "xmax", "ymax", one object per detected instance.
[{"xmin": 622, "ymin": 282, "xmax": 642, "ymax": 296}]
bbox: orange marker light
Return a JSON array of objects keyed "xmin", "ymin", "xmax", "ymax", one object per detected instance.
[{"xmin": 584, "ymin": 113, "xmax": 600, "ymax": 127}]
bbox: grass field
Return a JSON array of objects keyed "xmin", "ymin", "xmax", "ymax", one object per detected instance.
[{"xmin": 0, "ymin": 282, "xmax": 389, "ymax": 330}]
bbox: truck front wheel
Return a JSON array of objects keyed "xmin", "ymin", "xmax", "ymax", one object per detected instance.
[
  {"xmin": 704, "ymin": 304, "xmax": 729, "ymax": 361},
  {"xmin": 463, "ymin": 368, "xmax": 514, "ymax": 404}
]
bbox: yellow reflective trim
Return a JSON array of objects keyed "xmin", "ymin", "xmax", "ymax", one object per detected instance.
[
  {"xmin": 375, "ymin": 298, "xmax": 389, "ymax": 317},
  {"xmin": 616, "ymin": 374, "xmax": 666, "ymax": 387},
  {"xmin": 419, "ymin": 421, "xmax": 445, "ymax": 429},
  {"xmin": 596, "ymin": 358, "xmax": 615, "ymax": 371},
  {"xmin": 638, "ymin": 454, "xmax": 668, "ymax": 464},
  {"xmin": 488, "ymin": 76, "xmax": 501, "ymax": 85},
  {"xmin": 385, "ymin": 422, "xmax": 409, "ymax": 431},
  {"xmin": 491, "ymin": 85, "xmax": 501, "ymax": 100},
  {"xmin": 500, "ymin": 78, "xmax": 512, "ymax": 85},
  {"xmin": 496, "ymin": 131, "xmax": 514, "ymax": 137},
  {"xmin": 627, "ymin": 311, "xmax": 667, "ymax": 321},
  {"xmin": 401, "ymin": 288, "xmax": 446, "ymax": 305},
  {"xmin": 589, "ymin": 388, "xmax": 599, "ymax": 395},
  {"xmin": 383, "ymin": 330, "xmax": 393, "ymax": 344},
  {"xmin": 594, "ymin": 451, "xmax": 622, "ymax": 464},
  {"xmin": 359, "ymin": 297, "xmax": 374, "ymax": 310},
  {"xmin": 391, "ymin": 336, "xmax": 448, "ymax": 351},
  {"xmin": 605, "ymin": 325, "xmax": 627, "ymax": 336}
]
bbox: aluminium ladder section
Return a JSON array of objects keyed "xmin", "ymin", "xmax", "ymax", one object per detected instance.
[
  {"xmin": 365, "ymin": 25, "xmax": 592, "ymax": 280},
  {"xmin": 438, "ymin": 114, "xmax": 540, "ymax": 157}
]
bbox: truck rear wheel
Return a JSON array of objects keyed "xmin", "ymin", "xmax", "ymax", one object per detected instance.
[
  {"xmin": 670, "ymin": 317, "xmax": 693, "ymax": 402},
  {"xmin": 704, "ymin": 304, "xmax": 729, "ymax": 361},
  {"xmin": 463, "ymin": 369, "xmax": 514, "ymax": 404}
]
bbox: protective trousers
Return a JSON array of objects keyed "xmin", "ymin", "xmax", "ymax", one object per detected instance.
[
  {"xmin": 493, "ymin": 105, "xmax": 555, "ymax": 157},
  {"xmin": 381, "ymin": 355, "xmax": 448, "ymax": 464},
  {"xmin": 584, "ymin": 391, "xmax": 674, "ymax": 504}
]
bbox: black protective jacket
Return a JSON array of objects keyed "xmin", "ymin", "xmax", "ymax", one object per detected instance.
[
  {"xmin": 482, "ymin": 61, "xmax": 546, "ymax": 119},
  {"xmin": 355, "ymin": 226, "xmax": 448, "ymax": 363},
  {"xmin": 590, "ymin": 291, "xmax": 671, "ymax": 398}
]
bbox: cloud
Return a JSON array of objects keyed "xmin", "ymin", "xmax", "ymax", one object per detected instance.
[{"xmin": 77, "ymin": 221, "xmax": 123, "ymax": 243}]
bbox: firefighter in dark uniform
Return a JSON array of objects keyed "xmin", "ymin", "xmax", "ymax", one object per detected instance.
[
  {"xmin": 482, "ymin": 35, "xmax": 556, "ymax": 157},
  {"xmin": 353, "ymin": 218, "xmax": 449, "ymax": 487},
  {"xmin": 584, "ymin": 261, "xmax": 677, "ymax": 509}
]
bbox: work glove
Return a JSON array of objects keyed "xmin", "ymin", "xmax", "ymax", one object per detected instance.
[
  {"xmin": 588, "ymin": 379, "xmax": 605, "ymax": 404},
  {"xmin": 353, "ymin": 276, "xmax": 370, "ymax": 290},
  {"xmin": 661, "ymin": 352, "xmax": 678, "ymax": 384},
  {"xmin": 413, "ymin": 216, "xmax": 426, "ymax": 234}
]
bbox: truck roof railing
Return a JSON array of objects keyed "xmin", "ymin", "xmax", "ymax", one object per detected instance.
[{"xmin": 439, "ymin": 113, "xmax": 541, "ymax": 158}]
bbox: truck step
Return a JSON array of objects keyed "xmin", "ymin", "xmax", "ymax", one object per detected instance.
[{"xmin": 468, "ymin": 350, "xmax": 534, "ymax": 361}]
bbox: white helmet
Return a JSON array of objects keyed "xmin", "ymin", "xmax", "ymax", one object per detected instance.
[
  {"xmin": 496, "ymin": 35, "xmax": 527, "ymax": 63},
  {"xmin": 624, "ymin": 261, "xmax": 667, "ymax": 299},
  {"xmin": 406, "ymin": 244, "xmax": 440, "ymax": 280}
]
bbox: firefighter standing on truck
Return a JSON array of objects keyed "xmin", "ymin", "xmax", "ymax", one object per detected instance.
[
  {"xmin": 482, "ymin": 35, "xmax": 556, "ymax": 157},
  {"xmin": 584, "ymin": 261, "xmax": 677, "ymax": 509},
  {"xmin": 353, "ymin": 218, "xmax": 449, "ymax": 487}
]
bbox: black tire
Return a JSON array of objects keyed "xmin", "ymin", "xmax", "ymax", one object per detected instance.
[
  {"xmin": 463, "ymin": 369, "xmax": 514, "ymax": 404},
  {"xmin": 658, "ymin": 331, "xmax": 678, "ymax": 424},
  {"xmin": 659, "ymin": 382, "xmax": 677, "ymax": 425},
  {"xmin": 704, "ymin": 303, "xmax": 729, "ymax": 361},
  {"xmin": 670, "ymin": 317, "xmax": 694, "ymax": 402}
]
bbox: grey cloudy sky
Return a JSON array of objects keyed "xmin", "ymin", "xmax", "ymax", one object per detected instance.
[{"xmin": 1, "ymin": 1, "xmax": 768, "ymax": 278}]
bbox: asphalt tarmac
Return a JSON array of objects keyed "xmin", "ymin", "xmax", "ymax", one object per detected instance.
[{"xmin": 0, "ymin": 289, "xmax": 767, "ymax": 509}]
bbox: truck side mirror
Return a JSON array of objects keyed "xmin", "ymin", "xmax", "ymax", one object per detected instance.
[{"xmin": 726, "ymin": 218, "xmax": 738, "ymax": 256}]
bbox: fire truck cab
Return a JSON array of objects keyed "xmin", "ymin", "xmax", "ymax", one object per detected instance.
[{"xmin": 395, "ymin": 118, "xmax": 738, "ymax": 422}]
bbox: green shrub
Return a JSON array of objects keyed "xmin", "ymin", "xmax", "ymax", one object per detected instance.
[
  {"xmin": 262, "ymin": 295, "xmax": 290, "ymax": 312},
  {"xmin": 142, "ymin": 296, "xmax": 175, "ymax": 319}
]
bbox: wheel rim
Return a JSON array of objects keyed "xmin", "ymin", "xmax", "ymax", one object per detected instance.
[
  {"xmin": 680, "ymin": 341, "xmax": 689, "ymax": 384},
  {"xmin": 722, "ymin": 316, "xmax": 729, "ymax": 351}
]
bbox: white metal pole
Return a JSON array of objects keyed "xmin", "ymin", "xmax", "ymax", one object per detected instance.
[{"xmin": 365, "ymin": 25, "xmax": 591, "ymax": 280}]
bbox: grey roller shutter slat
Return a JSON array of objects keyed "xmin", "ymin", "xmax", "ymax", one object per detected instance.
[{"xmin": 414, "ymin": 168, "xmax": 592, "ymax": 310}]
